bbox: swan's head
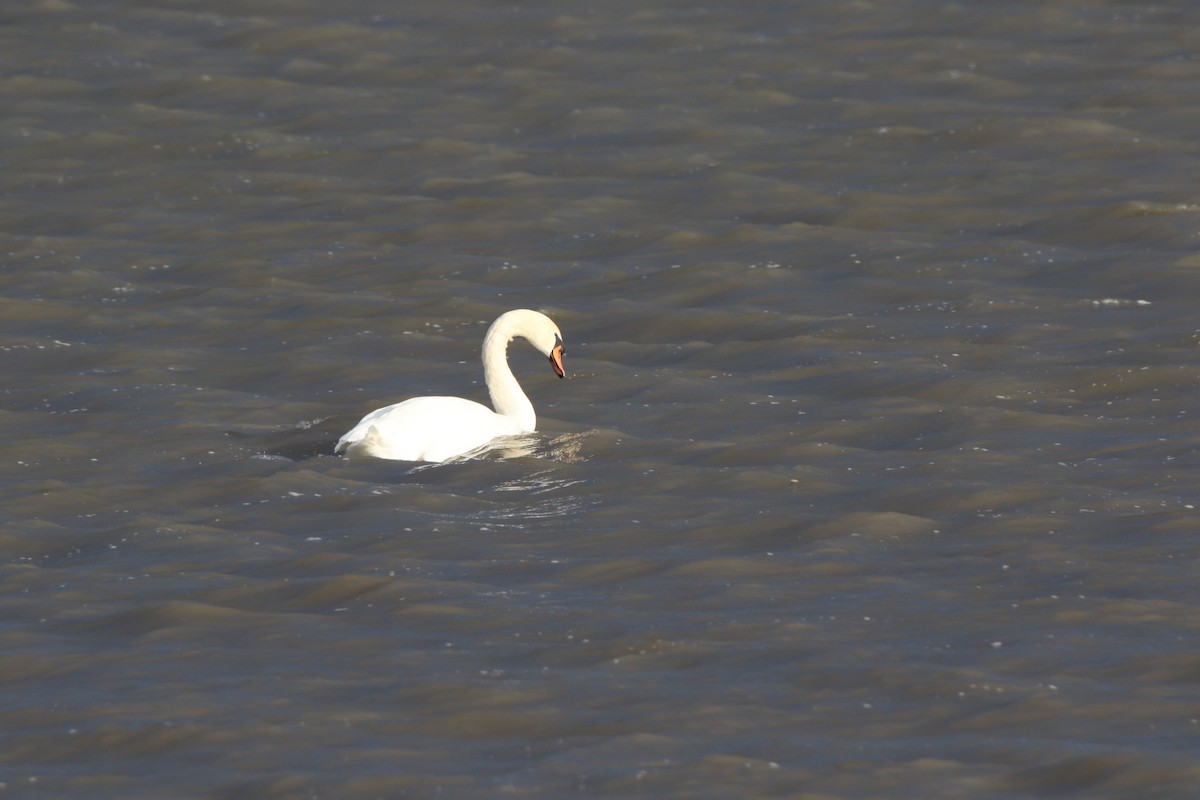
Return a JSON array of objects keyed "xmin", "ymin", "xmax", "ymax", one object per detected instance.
[
  {"xmin": 530, "ymin": 313, "xmax": 566, "ymax": 379},
  {"xmin": 490, "ymin": 309, "xmax": 566, "ymax": 379}
]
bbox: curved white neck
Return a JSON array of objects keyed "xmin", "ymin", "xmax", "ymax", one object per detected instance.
[{"xmin": 482, "ymin": 317, "xmax": 536, "ymax": 432}]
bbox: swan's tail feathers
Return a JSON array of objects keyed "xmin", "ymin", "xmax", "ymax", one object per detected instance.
[{"xmin": 335, "ymin": 425, "xmax": 380, "ymax": 457}]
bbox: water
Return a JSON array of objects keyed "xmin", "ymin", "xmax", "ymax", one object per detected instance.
[{"xmin": 3, "ymin": 1, "xmax": 1200, "ymax": 797}]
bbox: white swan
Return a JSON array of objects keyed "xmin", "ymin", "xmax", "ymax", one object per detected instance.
[{"xmin": 335, "ymin": 309, "xmax": 566, "ymax": 462}]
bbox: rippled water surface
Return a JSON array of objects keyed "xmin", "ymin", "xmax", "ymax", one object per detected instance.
[{"xmin": 4, "ymin": 1, "xmax": 1200, "ymax": 797}]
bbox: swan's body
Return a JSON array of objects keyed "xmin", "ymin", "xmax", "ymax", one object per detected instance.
[{"xmin": 335, "ymin": 309, "xmax": 565, "ymax": 462}]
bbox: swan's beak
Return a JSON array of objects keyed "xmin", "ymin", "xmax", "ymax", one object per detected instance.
[{"xmin": 549, "ymin": 338, "xmax": 566, "ymax": 379}]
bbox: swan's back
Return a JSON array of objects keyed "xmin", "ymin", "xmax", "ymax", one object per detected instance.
[{"xmin": 335, "ymin": 396, "xmax": 526, "ymax": 462}]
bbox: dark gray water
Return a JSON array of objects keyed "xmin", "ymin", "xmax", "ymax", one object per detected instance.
[{"xmin": 3, "ymin": 1, "xmax": 1200, "ymax": 797}]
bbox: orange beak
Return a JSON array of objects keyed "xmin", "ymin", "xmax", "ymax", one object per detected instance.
[{"xmin": 549, "ymin": 339, "xmax": 565, "ymax": 378}]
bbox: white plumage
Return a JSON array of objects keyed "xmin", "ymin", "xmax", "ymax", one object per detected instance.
[{"xmin": 335, "ymin": 309, "xmax": 566, "ymax": 462}]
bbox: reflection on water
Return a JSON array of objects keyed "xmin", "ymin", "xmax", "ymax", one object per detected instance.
[
  {"xmin": 482, "ymin": 431, "xmax": 594, "ymax": 465},
  {"xmin": 485, "ymin": 464, "xmax": 595, "ymax": 521},
  {"xmin": 493, "ymin": 467, "xmax": 587, "ymax": 495}
]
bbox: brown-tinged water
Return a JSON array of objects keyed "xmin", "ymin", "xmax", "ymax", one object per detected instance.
[{"xmin": 3, "ymin": 1, "xmax": 1200, "ymax": 797}]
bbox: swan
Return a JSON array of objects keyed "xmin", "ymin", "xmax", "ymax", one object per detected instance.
[{"xmin": 335, "ymin": 309, "xmax": 566, "ymax": 462}]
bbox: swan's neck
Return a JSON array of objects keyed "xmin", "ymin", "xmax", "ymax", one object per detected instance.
[{"xmin": 482, "ymin": 320, "xmax": 536, "ymax": 432}]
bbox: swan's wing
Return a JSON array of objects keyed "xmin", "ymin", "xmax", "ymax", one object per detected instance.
[{"xmin": 336, "ymin": 396, "xmax": 524, "ymax": 462}]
